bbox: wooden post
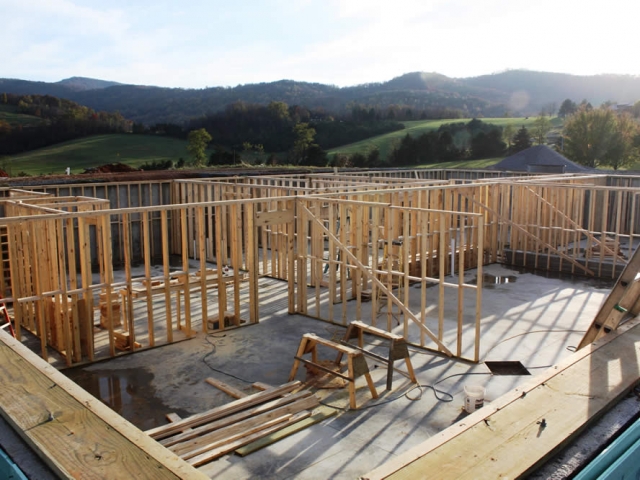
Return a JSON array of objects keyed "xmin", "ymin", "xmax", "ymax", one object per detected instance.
[
  {"xmin": 142, "ymin": 212, "xmax": 155, "ymax": 347},
  {"xmin": 161, "ymin": 210, "xmax": 173, "ymax": 343}
]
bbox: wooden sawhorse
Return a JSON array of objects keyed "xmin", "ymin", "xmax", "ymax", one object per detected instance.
[
  {"xmin": 289, "ymin": 333, "xmax": 378, "ymax": 409},
  {"xmin": 337, "ymin": 321, "xmax": 417, "ymax": 391}
]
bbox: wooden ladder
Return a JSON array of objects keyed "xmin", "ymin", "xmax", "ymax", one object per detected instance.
[
  {"xmin": 578, "ymin": 246, "xmax": 640, "ymax": 349},
  {"xmin": 289, "ymin": 333, "xmax": 378, "ymax": 409},
  {"xmin": 337, "ymin": 321, "xmax": 417, "ymax": 391}
]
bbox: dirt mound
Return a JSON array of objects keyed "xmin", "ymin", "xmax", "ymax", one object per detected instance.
[
  {"xmin": 0, "ymin": 169, "xmax": 9, "ymax": 177},
  {"xmin": 84, "ymin": 163, "xmax": 139, "ymax": 174}
]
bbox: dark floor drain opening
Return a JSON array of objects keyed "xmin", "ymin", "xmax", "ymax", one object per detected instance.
[{"xmin": 485, "ymin": 361, "xmax": 531, "ymax": 376}]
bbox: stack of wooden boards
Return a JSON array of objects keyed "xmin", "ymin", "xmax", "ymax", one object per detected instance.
[{"xmin": 145, "ymin": 381, "xmax": 319, "ymax": 467}]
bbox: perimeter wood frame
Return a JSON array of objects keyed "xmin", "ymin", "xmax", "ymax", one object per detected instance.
[{"xmin": 1, "ymin": 171, "xmax": 640, "ymax": 368}]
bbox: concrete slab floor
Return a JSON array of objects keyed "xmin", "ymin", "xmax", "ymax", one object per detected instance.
[{"xmin": 63, "ymin": 264, "xmax": 613, "ymax": 479}]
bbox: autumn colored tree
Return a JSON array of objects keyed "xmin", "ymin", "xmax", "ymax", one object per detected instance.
[{"xmin": 562, "ymin": 107, "xmax": 639, "ymax": 169}]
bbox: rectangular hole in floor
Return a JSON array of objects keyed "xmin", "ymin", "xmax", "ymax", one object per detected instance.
[{"xmin": 485, "ymin": 361, "xmax": 531, "ymax": 376}]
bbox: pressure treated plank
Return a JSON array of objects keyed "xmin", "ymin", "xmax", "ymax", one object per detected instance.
[
  {"xmin": 0, "ymin": 330, "xmax": 206, "ymax": 480},
  {"xmin": 235, "ymin": 406, "xmax": 337, "ymax": 456},
  {"xmin": 146, "ymin": 381, "xmax": 302, "ymax": 439},
  {"xmin": 364, "ymin": 317, "xmax": 640, "ymax": 480},
  {"xmin": 171, "ymin": 397, "xmax": 317, "ymax": 457},
  {"xmin": 160, "ymin": 391, "xmax": 314, "ymax": 448},
  {"xmin": 187, "ymin": 411, "xmax": 310, "ymax": 467}
]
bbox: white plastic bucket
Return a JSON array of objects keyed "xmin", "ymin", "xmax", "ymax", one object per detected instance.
[{"xmin": 464, "ymin": 385, "xmax": 485, "ymax": 413}]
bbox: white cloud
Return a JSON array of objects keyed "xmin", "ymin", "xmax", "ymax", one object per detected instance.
[{"xmin": 2, "ymin": 0, "xmax": 640, "ymax": 87}]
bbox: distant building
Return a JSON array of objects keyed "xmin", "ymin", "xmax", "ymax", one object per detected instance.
[
  {"xmin": 612, "ymin": 104, "xmax": 634, "ymax": 114},
  {"xmin": 491, "ymin": 145, "xmax": 592, "ymax": 173}
]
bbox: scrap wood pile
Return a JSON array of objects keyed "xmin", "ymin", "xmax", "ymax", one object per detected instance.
[{"xmin": 145, "ymin": 381, "xmax": 319, "ymax": 467}]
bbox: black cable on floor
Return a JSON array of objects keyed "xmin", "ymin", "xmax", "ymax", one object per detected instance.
[
  {"xmin": 201, "ymin": 333, "xmax": 257, "ymax": 384},
  {"xmin": 319, "ymin": 371, "xmax": 493, "ymax": 411}
]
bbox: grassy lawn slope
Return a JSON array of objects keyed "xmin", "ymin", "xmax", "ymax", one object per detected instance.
[
  {"xmin": 0, "ymin": 104, "xmax": 44, "ymax": 127},
  {"xmin": 327, "ymin": 117, "xmax": 546, "ymax": 160},
  {"xmin": 4, "ymin": 134, "xmax": 190, "ymax": 176}
]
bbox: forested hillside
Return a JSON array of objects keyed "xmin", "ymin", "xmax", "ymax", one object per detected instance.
[
  {"xmin": 0, "ymin": 93, "xmax": 130, "ymax": 155},
  {"xmin": 3, "ymin": 70, "xmax": 640, "ymax": 125}
]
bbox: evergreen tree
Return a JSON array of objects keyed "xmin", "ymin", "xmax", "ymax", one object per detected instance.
[
  {"xmin": 511, "ymin": 126, "xmax": 532, "ymax": 153},
  {"xmin": 558, "ymin": 99, "xmax": 577, "ymax": 117}
]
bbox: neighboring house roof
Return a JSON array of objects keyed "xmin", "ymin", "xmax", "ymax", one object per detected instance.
[{"xmin": 492, "ymin": 145, "xmax": 592, "ymax": 173}]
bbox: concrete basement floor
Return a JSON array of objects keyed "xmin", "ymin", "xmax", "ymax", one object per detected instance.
[{"xmin": 64, "ymin": 264, "xmax": 613, "ymax": 479}]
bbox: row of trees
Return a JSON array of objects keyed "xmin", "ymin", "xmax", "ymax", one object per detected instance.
[
  {"xmin": 186, "ymin": 122, "xmax": 330, "ymax": 168},
  {"xmin": 559, "ymin": 98, "xmax": 640, "ymax": 118},
  {"xmin": 170, "ymin": 100, "xmax": 410, "ymax": 167},
  {"xmin": 184, "ymin": 117, "xmax": 555, "ymax": 169},
  {"xmin": 180, "ymin": 100, "xmax": 405, "ymax": 154}
]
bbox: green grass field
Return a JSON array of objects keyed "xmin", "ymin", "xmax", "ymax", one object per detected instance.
[
  {"xmin": 2, "ymin": 116, "xmax": 572, "ymax": 177},
  {"xmin": 0, "ymin": 104, "xmax": 44, "ymax": 127},
  {"xmin": 3, "ymin": 134, "xmax": 191, "ymax": 176},
  {"xmin": 327, "ymin": 117, "xmax": 555, "ymax": 160}
]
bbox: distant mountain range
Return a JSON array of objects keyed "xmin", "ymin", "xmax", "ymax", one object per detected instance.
[{"xmin": 2, "ymin": 71, "xmax": 639, "ymax": 125}]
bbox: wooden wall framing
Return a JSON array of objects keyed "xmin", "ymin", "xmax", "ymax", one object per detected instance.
[{"xmin": 1, "ymin": 171, "xmax": 639, "ymax": 367}]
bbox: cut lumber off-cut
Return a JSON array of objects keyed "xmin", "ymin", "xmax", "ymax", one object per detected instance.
[
  {"xmin": 147, "ymin": 381, "xmax": 320, "ymax": 468},
  {"xmin": 205, "ymin": 377, "xmax": 247, "ymax": 398}
]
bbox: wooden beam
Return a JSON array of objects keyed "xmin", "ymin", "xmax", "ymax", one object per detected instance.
[
  {"xmin": 204, "ymin": 377, "xmax": 247, "ymax": 399},
  {"xmin": 363, "ymin": 317, "xmax": 640, "ymax": 480},
  {"xmin": 0, "ymin": 330, "xmax": 206, "ymax": 479},
  {"xmin": 160, "ymin": 391, "xmax": 314, "ymax": 448},
  {"xmin": 146, "ymin": 381, "xmax": 302, "ymax": 439},
  {"xmin": 187, "ymin": 411, "xmax": 310, "ymax": 467},
  {"xmin": 171, "ymin": 396, "xmax": 316, "ymax": 458}
]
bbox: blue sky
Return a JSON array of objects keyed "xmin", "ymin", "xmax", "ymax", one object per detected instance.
[{"xmin": 2, "ymin": 0, "xmax": 639, "ymax": 88}]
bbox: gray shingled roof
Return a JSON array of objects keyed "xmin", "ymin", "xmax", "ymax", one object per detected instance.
[{"xmin": 492, "ymin": 145, "xmax": 591, "ymax": 173}]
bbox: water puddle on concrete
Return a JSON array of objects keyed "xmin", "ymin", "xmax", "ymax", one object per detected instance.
[
  {"xmin": 65, "ymin": 367, "xmax": 190, "ymax": 431},
  {"xmin": 471, "ymin": 273, "xmax": 517, "ymax": 288},
  {"xmin": 505, "ymin": 266, "xmax": 617, "ymax": 290},
  {"xmin": 471, "ymin": 267, "xmax": 617, "ymax": 290}
]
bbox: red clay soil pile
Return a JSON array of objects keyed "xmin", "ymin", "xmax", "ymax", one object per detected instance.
[
  {"xmin": 0, "ymin": 169, "xmax": 9, "ymax": 177},
  {"xmin": 84, "ymin": 163, "xmax": 139, "ymax": 174}
]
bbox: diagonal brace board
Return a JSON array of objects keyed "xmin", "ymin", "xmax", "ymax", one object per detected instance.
[
  {"xmin": 459, "ymin": 192, "xmax": 594, "ymax": 276},
  {"xmin": 300, "ymin": 203, "xmax": 453, "ymax": 356},
  {"xmin": 523, "ymin": 186, "xmax": 624, "ymax": 261}
]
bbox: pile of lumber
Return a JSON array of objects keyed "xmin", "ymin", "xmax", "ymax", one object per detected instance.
[
  {"xmin": 587, "ymin": 236, "xmax": 625, "ymax": 259},
  {"xmin": 145, "ymin": 381, "xmax": 318, "ymax": 467}
]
